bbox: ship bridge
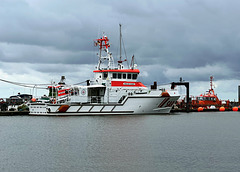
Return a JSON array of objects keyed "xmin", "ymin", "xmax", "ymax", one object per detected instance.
[{"xmin": 93, "ymin": 69, "xmax": 145, "ymax": 88}]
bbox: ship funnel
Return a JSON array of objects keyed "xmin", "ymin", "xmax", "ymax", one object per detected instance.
[
  {"xmin": 58, "ymin": 76, "xmax": 66, "ymax": 85},
  {"xmin": 151, "ymin": 81, "xmax": 157, "ymax": 90}
]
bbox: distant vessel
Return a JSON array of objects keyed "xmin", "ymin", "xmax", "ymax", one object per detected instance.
[
  {"xmin": 191, "ymin": 76, "xmax": 230, "ymax": 109},
  {"xmin": 29, "ymin": 26, "xmax": 179, "ymax": 115}
]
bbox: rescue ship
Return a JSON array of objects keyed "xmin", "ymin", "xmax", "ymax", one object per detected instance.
[
  {"xmin": 191, "ymin": 76, "xmax": 230, "ymax": 109},
  {"xmin": 29, "ymin": 27, "xmax": 179, "ymax": 115}
]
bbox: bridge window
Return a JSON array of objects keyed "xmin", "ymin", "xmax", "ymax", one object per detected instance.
[
  {"xmin": 118, "ymin": 73, "xmax": 122, "ymax": 79},
  {"xmin": 133, "ymin": 74, "xmax": 137, "ymax": 79},
  {"xmin": 127, "ymin": 74, "xmax": 131, "ymax": 79},
  {"xmin": 210, "ymin": 97, "xmax": 216, "ymax": 101},
  {"xmin": 113, "ymin": 73, "xmax": 117, "ymax": 79},
  {"xmin": 123, "ymin": 73, "xmax": 126, "ymax": 79},
  {"xmin": 103, "ymin": 73, "xmax": 108, "ymax": 79}
]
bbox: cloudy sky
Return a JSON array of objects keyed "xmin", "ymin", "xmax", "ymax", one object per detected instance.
[{"xmin": 0, "ymin": 0, "xmax": 240, "ymax": 100}]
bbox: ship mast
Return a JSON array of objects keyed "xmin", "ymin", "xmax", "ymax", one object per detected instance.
[
  {"xmin": 118, "ymin": 24, "xmax": 124, "ymax": 69},
  {"xmin": 209, "ymin": 76, "xmax": 215, "ymax": 95},
  {"xmin": 119, "ymin": 24, "xmax": 122, "ymax": 63},
  {"xmin": 94, "ymin": 34, "xmax": 113, "ymax": 70},
  {"xmin": 210, "ymin": 76, "xmax": 213, "ymax": 90}
]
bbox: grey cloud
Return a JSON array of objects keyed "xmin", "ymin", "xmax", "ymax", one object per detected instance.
[
  {"xmin": 0, "ymin": 43, "xmax": 97, "ymax": 64},
  {"xmin": 0, "ymin": 0, "xmax": 240, "ymax": 89}
]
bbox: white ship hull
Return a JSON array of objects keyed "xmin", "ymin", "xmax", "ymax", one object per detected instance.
[{"xmin": 29, "ymin": 96, "xmax": 179, "ymax": 115}]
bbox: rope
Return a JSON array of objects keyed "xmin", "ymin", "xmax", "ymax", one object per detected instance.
[
  {"xmin": 73, "ymin": 80, "xmax": 88, "ymax": 85},
  {"xmin": 0, "ymin": 78, "xmax": 49, "ymax": 89}
]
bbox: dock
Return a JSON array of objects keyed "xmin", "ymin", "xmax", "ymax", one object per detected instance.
[
  {"xmin": 0, "ymin": 111, "xmax": 29, "ymax": 116},
  {"xmin": 171, "ymin": 108, "xmax": 236, "ymax": 113}
]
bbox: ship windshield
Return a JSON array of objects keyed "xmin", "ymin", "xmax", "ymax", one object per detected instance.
[
  {"xmin": 133, "ymin": 74, "xmax": 137, "ymax": 79},
  {"xmin": 127, "ymin": 74, "xmax": 131, "ymax": 79},
  {"xmin": 111, "ymin": 72, "xmax": 138, "ymax": 80},
  {"xmin": 118, "ymin": 73, "xmax": 122, "ymax": 79},
  {"xmin": 211, "ymin": 97, "xmax": 216, "ymax": 101}
]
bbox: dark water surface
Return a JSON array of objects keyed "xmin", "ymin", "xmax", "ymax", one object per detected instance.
[{"xmin": 1, "ymin": 112, "xmax": 240, "ymax": 172}]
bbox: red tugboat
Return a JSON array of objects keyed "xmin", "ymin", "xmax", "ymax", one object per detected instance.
[{"xmin": 191, "ymin": 76, "xmax": 230, "ymax": 109}]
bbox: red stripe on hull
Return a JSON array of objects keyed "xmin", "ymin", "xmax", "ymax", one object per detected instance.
[
  {"xmin": 58, "ymin": 105, "xmax": 70, "ymax": 113},
  {"xmin": 158, "ymin": 97, "xmax": 170, "ymax": 108},
  {"xmin": 111, "ymin": 81, "xmax": 146, "ymax": 87},
  {"xmin": 58, "ymin": 93, "xmax": 69, "ymax": 96},
  {"xmin": 58, "ymin": 89, "xmax": 70, "ymax": 96}
]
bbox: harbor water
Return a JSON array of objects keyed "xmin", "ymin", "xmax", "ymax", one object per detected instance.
[{"xmin": 1, "ymin": 112, "xmax": 240, "ymax": 172}]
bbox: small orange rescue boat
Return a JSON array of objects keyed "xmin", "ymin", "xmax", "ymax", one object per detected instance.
[{"xmin": 191, "ymin": 76, "xmax": 230, "ymax": 109}]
